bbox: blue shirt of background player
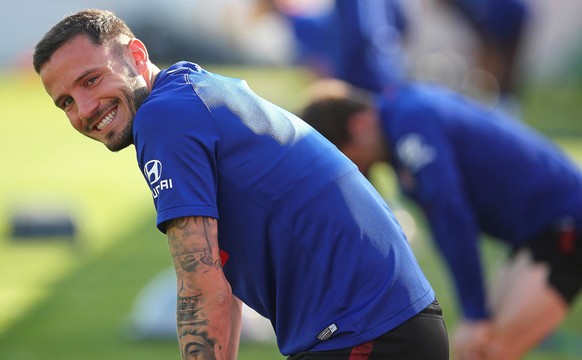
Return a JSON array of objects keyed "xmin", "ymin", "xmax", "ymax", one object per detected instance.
[
  {"xmin": 377, "ymin": 83, "xmax": 582, "ymax": 319},
  {"xmin": 133, "ymin": 62, "xmax": 435, "ymax": 355},
  {"xmin": 452, "ymin": 0, "xmax": 529, "ymax": 50},
  {"xmin": 286, "ymin": 0, "xmax": 408, "ymax": 92}
]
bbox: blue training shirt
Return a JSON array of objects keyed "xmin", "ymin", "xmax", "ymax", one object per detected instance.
[
  {"xmin": 377, "ymin": 83, "xmax": 582, "ymax": 319},
  {"xmin": 285, "ymin": 0, "xmax": 407, "ymax": 92},
  {"xmin": 133, "ymin": 62, "xmax": 435, "ymax": 355},
  {"xmin": 453, "ymin": 0, "xmax": 529, "ymax": 48}
]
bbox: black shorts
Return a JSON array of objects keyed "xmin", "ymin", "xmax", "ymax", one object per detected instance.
[
  {"xmin": 511, "ymin": 218, "xmax": 582, "ymax": 304},
  {"xmin": 287, "ymin": 300, "xmax": 449, "ymax": 360}
]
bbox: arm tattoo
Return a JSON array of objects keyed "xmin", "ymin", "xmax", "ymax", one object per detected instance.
[
  {"xmin": 176, "ymin": 283, "xmax": 221, "ymax": 360},
  {"xmin": 167, "ymin": 219, "xmax": 225, "ymax": 359},
  {"xmin": 167, "ymin": 217, "xmax": 222, "ymax": 273},
  {"xmin": 177, "ymin": 293, "xmax": 207, "ymax": 327},
  {"xmin": 167, "ymin": 217, "xmax": 191, "ymax": 230}
]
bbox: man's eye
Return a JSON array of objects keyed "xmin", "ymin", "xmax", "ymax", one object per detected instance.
[
  {"xmin": 188, "ymin": 349, "xmax": 200, "ymax": 357},
  {"xmin": 63, "ymin": 98, "xmax": 74, "ymax": 108},
  {"xmin": 87, "ymin": 76, "xmax": 98, "ymax": 85}
]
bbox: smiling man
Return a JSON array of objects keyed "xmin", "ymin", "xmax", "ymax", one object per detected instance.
[
  {"xmin": 36, "ymin": 23, "xmax": 151, "ymax": 152},
  {"xmin": 33, "ymin": 9, "xmax": 448, "ymax": 360}
]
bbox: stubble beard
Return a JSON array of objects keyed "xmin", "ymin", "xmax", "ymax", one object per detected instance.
[{"xmin": 105, "ymin": 78, "xmax": 150, "ymax": 152}]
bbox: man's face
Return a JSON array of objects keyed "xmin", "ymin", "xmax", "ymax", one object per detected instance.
[
  {"xmin": 181, "ymin": 333, "xmax": 217, "ymax": 360},
  {"xmin": 40, "ymin": 35, "xmax": 149, "ymax": 152},
  {"xmin": 340, "ymin": 109, "xmax": 388, "ymax": 175}
]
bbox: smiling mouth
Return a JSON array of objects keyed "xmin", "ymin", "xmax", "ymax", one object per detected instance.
[{"xmin": 96, "ymin": 107, "xmax": 117, "ymax": 130}]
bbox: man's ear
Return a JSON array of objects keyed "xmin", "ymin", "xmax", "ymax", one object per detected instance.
[{"xmin": 127, "ymin": 38, "xmax": 149, "ymax": 74}]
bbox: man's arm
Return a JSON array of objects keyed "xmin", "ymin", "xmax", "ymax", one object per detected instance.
[
  {"xmin": 392, "ymin": 114, "xmax": 488, "ymax": 320},
  {"xmin": 166, "ymin": 216, "xmax": 236, "ymax": 360},
  {"xmin": 228, "ymin": 296, "xmax": 243, "ymax": 359}
]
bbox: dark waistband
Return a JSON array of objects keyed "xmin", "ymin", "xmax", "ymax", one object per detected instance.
[{"xmin": 419, "ymin": 300, "xmax": 442, "ymax": 316}]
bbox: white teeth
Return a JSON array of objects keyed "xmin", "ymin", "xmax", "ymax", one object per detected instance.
[{"xmin": 96, "ymin": 108, "xmax": 116, "ymax": 130}]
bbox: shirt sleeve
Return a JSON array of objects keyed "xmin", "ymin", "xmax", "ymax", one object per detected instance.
[
  {"xmin": 390, "ymin": 107, "xmax": 489, "ymax": 320},
  {"xmin": 134, "ymin": 89, "xmax": 220, "ymax": 233}
]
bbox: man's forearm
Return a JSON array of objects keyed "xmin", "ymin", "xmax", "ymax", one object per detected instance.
[
  {"xmin": 227, "ymin": 296, "xmax": 243, "ymax": 359},
  {"xmin": 166, "ymin": 216, "xmax": 234, "ymax": 360}
]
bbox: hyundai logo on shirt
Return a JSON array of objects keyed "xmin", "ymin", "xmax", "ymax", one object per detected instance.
[{"xmin": 143, "ymin": 159, "xmax": 173, "ymax": 198}]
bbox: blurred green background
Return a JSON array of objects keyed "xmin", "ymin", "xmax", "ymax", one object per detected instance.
[
  {"xmin": 2, "ymin": 0, "xmax": 582, "ymax": 358},
  {"xmin": 1, "ymin": 64, "xmax": 582, "ymax": 359}
]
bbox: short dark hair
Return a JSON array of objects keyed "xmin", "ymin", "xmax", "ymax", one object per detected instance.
[
  {"xmin": 301, "ymin": 80, "xmax": 373, "ymax": 147},
  {"xmin": 33, "ymin": 9, "xmax": 135, "ymax": 73}
]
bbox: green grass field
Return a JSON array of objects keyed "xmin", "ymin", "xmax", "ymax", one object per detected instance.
[{"xmin": 1, "ymin": 66, "xmax": 582, "ymax": 359}]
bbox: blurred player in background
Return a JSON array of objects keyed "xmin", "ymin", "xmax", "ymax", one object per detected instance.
[
  {"xmin": 271, "ymin": 0, "xmax": 409, "ymax": 93},
  {"xmin": 302, "ymin": 79, "xmax": 582, "ymax": 360},
  {"xmin": 438, "ymin": 0, "xmax": 530, "ymax": 113},
  {"xmin": 33, "ymin": 9, "xmax": 448, "ymax": 360},
  {"xmin": 274, "ymin": 0, "xmax": 530, "ymax": 116}
]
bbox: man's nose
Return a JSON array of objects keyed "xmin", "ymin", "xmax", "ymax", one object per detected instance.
[{"xmin": 77, "ymin": 96, "xmax": 99, "ymax": 124}]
